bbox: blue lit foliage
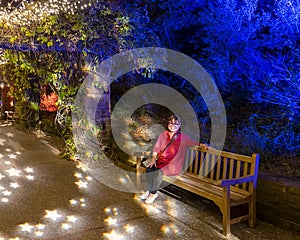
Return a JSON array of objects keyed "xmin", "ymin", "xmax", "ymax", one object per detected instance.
[
  {"xmin": 125, "ymin": 0, "xmax": 299, "ymax": 163},
  {"xmin": 193, "ymin": 0, "xmax": 300, "ymax": 160}
]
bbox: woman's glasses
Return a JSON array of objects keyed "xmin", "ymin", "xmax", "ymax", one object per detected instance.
[{"xmin": 168, "ymin": 122, "xmax": 180, "ymax": 126}]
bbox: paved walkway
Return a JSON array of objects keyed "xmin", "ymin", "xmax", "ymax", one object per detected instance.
[{"xmin": 0, "ymin": 122, "xmax": 299, "ymax": 240}]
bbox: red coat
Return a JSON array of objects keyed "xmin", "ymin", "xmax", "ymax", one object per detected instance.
[{"xmin": 153, "ymin": 130, "xmax": 198, "ymax": 176}]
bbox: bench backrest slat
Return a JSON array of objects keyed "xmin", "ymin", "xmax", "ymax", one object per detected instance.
[
  {"xmin": 242, "ymin": 162, "xmax": 249, "ymax": 190},
  {"xmin": 192, "ymin": 151, "xmax": 201, "ymax": 174},
  {"xmin": 216, "ymin": 156, "xmax": 221, "ymax": 181},
  {"xmin": 235, "ymin": 160, "xmax": 241, "ymax": 188},
  {"xmin": 222, "ymin": 157, "xmax": 228, "ymax": 180},
  {"xmin": 229, "ymin": 158, "xmax": 234, "ymax": 180},
  {"xmin": 187, "ymin": 149, "xmax": 194, "ymax": 174},
  {"xmin": 209, "ymin": 155, "xmax": 218, "ymax": 180},
  {"xmin": 204, "ymin": 153, "xmax": 210, "ymax": 177}
]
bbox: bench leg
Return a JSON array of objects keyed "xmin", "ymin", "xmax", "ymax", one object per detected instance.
[
  {"xmin": 249, "ymin": 192, "xmax": 257, "ymax": 228},
  {"xmin": 223, "ymin": 186, "xmax": 231, "ymax": 236},
  {"xmin": 136, "ymin": 156, "xmax": 142, "ymax": 173}
]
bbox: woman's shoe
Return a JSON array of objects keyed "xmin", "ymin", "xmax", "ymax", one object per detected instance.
[
  {"xmin": 140, "ymin": 191, "xmax": 149, "ymax": 200},
  {"xmin": 145, "ymin": 193, "xmax": 158, "ymax": 204}
]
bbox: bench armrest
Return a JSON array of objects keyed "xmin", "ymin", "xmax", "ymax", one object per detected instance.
[{"xmin": 218, "ymin": 174, "xmax": 255, "ymax": 187}]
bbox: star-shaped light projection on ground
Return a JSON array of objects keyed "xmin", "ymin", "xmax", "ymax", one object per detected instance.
[
  {"xmin": 74, "ymin": 180, "xmax": 88, "ymax": 189},
  {"xmin": 44, "ymin": 210, "xmax": 62, "ymax": 221},
  {"xmin": 10, "ymin": 182, "xmax": 20, "ymax": 189},
  {"xmin": 0, "ymin": 130, "xmax": 90, "ymax": 239},
  {"xmin": 0, "ymin": 165, "xmax": 36, "ymax": 205},
  {"xmin": 73, "ymin": 169, "xmax": 94, "ymax": 189},
  {"xmin": 36, "ymin": 223, "xmax": 45, "ymax": 230},
  {"xmin": 6, "ymin": 168, "xmax": 21, "ymax": 177},
  {"xmin": 8, "ymin": 153, "xmax": 17, "ymax": 159},
  {"xmin": 8, "ymin": 237, "xmax": 20, "ymax": 240},
  {"xmin": 85, "ymin": 176, "xmax": 93, "ymax": 181},
  {"xmin": 3, "ymin": 167, "xmax": 35, "ymax": 181},
  {"xmin": 0, "ymin": 131, "xmax": 37, "ymax": 206},
  {"xmin": 104, "ymin": 216, "xmax": 118, "ymax": 226},
  {"xmin": 124, "ymin": 224, "xmax": 135, "ymax": 233},
  {"xmin": 0, "ymin": 139, "xmax": 6, "ymax": 146},
  {"xmin": 35, "ymin": 231, "xmax": 44, "ymax": 237},
  {"xmin": 67, "ymin": 215, "xmax": 78, "ymax": 223},
  {"xmin": 17, "ymin": 222, "xmax": 47, "ymax": 237},
  {"xmin": 0, "ymin": 133, "xmax": 142, "ymax": 240},
  {"xmin": 118, "ymin": 177, "xmax": 127, "ymax": 184},
  {"xmin": 61, "ymin": 223, "xmax": 71, "ymax": 230},
  {"xmin": 24, "ymin": 167, "xmax": 34, "ymax": 173},
  {"xmin": 74, "ymin": 172, "xmax": 83, "ymax": 178},
  {"xmin": 1, "ymin": 166, "xmax": 35, "ymax": 201},
  {"xmin": 2, "ymin": 190, "xmax": 11, "ymax": 196},
  {"xmin": 26, "ymin": 175, "xmax": 34, "ymax": 180},
  {"xmin": 5, "ymin": 132, "xmax": 14, "ymax": 138},
  {"xmin": 103, "ymin": 229, "xmax": 124, "ymax": 240},
  {"xmin": 69, "ymin": 198, "xmax": 86, "ymax": 207},
  {"xmin": 69, "ymin": 199, "xmax": 78, "ymax": 205},
  {"xmin": 19, "ymin": 222, "xmax": 34, "ymax": 232}
]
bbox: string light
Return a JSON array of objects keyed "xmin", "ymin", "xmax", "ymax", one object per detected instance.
[{"xmin": 0, "ymin": 0, "xmax": 94, "ymax": 28}]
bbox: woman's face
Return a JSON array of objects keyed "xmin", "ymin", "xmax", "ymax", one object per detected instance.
[{"xmin": 168, "ymin": 118, "xmax": 181, "ymax": 132}]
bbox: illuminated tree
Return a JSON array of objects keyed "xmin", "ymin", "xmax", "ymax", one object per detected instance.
[{"xmin": 0, "ymin": 0, "xmax": 135, "ymax": 157}]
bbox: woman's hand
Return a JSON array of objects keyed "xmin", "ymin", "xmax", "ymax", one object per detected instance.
[
  {"xmin": 147, "ymin": 156, "xmax": 157, "ymax": 168},
  {"xmin": 199, "ymin": 143, "xmax": 209, "ymax": 151}
]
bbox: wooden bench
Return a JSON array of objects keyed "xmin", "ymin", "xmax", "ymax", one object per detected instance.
[{"xmin": 162, "ymin": 146, "xmax": 260, "ymax": 235}]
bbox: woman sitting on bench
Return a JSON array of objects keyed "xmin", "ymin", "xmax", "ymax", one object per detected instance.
[{"xmin": 140, "ymin": 114, "xmax": 208, "ymax": 204}]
